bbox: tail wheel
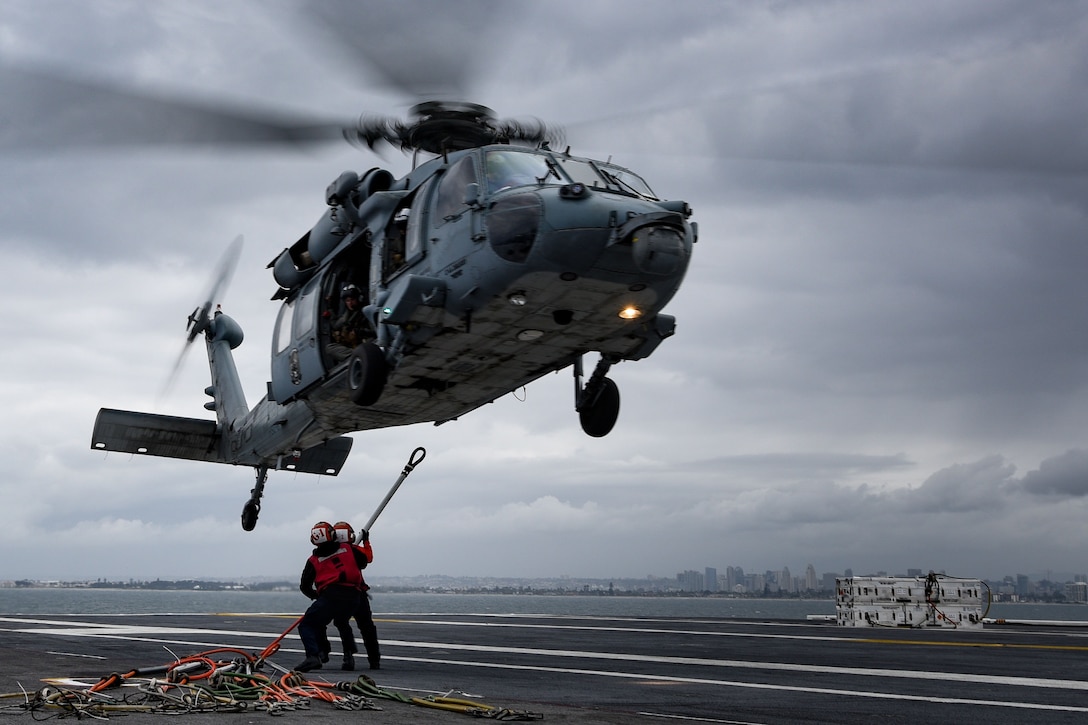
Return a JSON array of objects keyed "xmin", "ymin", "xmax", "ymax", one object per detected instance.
[
  {"xmin": 579, "ymin": 376, "xmax": 620, "ymax": 437},
  {"xmin": 241, "ymin": 500, "xmax": 260, "ymax": 531},
  {"xmin": 348, "ymin": 342, "xmax": 388, "ymax": 406}
]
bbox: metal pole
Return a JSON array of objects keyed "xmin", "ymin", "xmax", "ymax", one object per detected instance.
[{"xmin": 359, "ymin": 446, "xmax": 426, "ymax": 541}]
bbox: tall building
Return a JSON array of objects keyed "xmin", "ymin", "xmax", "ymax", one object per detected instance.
[
  {"xmin": 677, "ymin": 570, "xmax": 704, "ymax": 592},
  {"xmin": 726, "ymin": 566, "xmax": 744, "ymax": 592},
  {"xmin": 705, "ymin": 567, "xmax": 718, "ymax": 593},
  {"xmin": 1065, "ymin": 581, "xmax": 1088, "ymax": 604},
  {"xmin": 804, "ymin": 564, "xmax": 817, "ymax": 592},
  {"xmin": 780, "ymin": 566, "xmax": 792, "ymax": 594}
]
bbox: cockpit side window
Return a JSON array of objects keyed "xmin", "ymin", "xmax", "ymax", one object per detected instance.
[
  {"xmin": 485, "ymin": 150, "xmax": 551, "ymax": 195},
  {"xmin": 434, "ymin": 155, "xmax": 478, "ymax": 223}
]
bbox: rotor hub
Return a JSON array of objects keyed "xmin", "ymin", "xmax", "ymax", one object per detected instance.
[{"xmin": 348, "ymin": 100, "xmax": 560, "ymax": 156}]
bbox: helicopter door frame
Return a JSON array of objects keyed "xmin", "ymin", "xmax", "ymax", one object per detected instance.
[
  {"xmin": 381, "ymin": 180, "xmax": 433, "ymax": 284},
  {"xmin": 270, "ymin": 275, "xmax": 325, "ymax": 404}
]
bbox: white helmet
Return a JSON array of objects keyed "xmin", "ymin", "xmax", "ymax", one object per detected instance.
[{"xmin": 309, "ymin": 521, "xmax": 334, "ymax": 545}]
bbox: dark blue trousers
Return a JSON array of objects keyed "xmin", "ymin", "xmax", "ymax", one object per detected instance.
[{"xmin": 298, "ymin": 585, "xmax": 360, "ymax": 657}]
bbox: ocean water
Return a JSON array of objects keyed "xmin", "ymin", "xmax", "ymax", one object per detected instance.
[{"xmin": 1, "ymin": 588, "xmax": 1086, "ymax": 623}]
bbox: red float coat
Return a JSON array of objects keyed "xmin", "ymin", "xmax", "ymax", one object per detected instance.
[{"xmin": 307, "ymin": 544, "xmax": 364, "ymax": 594}]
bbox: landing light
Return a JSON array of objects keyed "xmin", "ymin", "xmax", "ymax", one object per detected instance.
[
  {"xmin": 517, "ymin": 329, "xmax": 545, "ymax": 341},
  {"xmin": 508, "ymin": 292, "xmax": 528, "ymax": 306},
  {"xmin": 618, "ymin": 306, "xmax": 643, "ymax": 320}
]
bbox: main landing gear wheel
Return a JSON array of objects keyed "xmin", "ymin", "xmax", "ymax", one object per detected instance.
[
  {"xmin": 578, "ymin": 376, "xmax": 620, "ymax": 438},
  {"xmin": 348, "ymin": 341, "xmax": 388, "ymax": 406},
  {"xmin": 241, "ymin": 466, "xmax": 268, "ymax": 531},
  {"xmin": 574, "ymin": 354, "xmax": 622, "ymax": 437}
]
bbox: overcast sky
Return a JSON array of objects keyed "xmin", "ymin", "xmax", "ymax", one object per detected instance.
[{"xmin": 2, "ymin": 0, "xmax": 1088, "ymax": 584}]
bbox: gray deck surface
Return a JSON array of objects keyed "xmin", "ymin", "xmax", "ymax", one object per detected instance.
[{"xmin": 2, "ymin": 611, "xmax": 1088, "ymax": 723}]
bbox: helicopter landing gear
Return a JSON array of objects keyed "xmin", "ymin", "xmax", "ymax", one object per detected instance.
[
  {"xmin": 574, "ymin": 355, "xmax": 621, "ymax": 438},
  {"xmin": 348, "ymin": 341, "xmax": 389, "ymax": 406},
  {"xmin": 241, "ymin": 466, "xmax": 268, "ymax": 531}
]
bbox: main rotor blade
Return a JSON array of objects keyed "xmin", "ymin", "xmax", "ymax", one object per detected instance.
[
  {"xmin": 300, "ymin": 0, "xmax": 506, "ymax": 101},
  {"xmin": 0, "ymin": 63, "xmax": 352, "ymax": 150}
]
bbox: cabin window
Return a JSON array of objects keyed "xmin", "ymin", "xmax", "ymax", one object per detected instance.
[
  {"xmin": 275, "ymin": 301, "xmax": 293, "ymax": 353},
  {"xmin": 293, "ymin": 280, "xmax": 319, "ymax": 340}
]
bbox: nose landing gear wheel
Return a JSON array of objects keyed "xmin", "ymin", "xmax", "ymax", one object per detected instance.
[
  {"xmin": 348, "ymin": 342, "xmax": 388, "ymax": 406},
  {"xmin": 578, "ymin": 376, "xmax": 620, "ymax": 437}
]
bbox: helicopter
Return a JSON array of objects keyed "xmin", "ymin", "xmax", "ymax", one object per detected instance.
[{"xmin": 83, "ymin": 97, "xmax": 697, "ymax": 531}]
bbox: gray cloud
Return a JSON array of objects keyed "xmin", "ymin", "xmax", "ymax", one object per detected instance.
[
  {"xmin": 1020, "ymin": 449, "xmax": 1088, "ymax": 498},
  {"xmin": 2, "ymin": 0, "xmax": 1088, "ymax": 584}
]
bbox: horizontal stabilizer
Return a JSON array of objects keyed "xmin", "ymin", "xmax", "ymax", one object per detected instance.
[
  {"xmin": 91, "ymin": 408, "xmax": 353, "ymax": 475},
  {"xmin": 284, "ymin": 436, "xmax": 354, "ymax": 475},
  {"xmin": 92, "ymin": 408, "xmax": 220, "ymax": 462}
]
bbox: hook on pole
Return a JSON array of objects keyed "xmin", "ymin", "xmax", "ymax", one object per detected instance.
[
  {"xmin": 403, "ymin": 446, "xmax": 426, "ymax": 475},
  {"xmin": 360, "ymin": 447, "xmax": 427, "ymax": 538}
]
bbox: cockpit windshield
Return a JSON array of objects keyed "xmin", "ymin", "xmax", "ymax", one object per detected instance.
[
  {"xmin": 598, "ymin": 163, "xmax": 657, "ymax": 199},
  {"xmin": 485, "ymin": 150, "xmax": 553, "ymax": 195},
  {"xmin": 553, "ymin": 156, "xmax": 658, "ymax": 200},
  {"xmin": 483, "ymin": 148, "xmax": 659, "ymax": 201}
]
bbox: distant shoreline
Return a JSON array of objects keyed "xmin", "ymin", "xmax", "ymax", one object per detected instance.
[
  {"xmin": 1, "ymin": 580, "xmax": 834, "ymax": 600},
  {"xmin": 2, "ymin": 578, "xmax": 1079, "ymax": 606}
]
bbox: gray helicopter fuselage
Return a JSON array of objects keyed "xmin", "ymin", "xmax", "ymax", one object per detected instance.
[{"xmin": 254, "ymin": 144, "xmax": 696, "ymax": 453}]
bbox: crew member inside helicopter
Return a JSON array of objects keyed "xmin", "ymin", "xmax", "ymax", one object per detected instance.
[{"xmin": 325, "ymin": 284, "xmax": 371, "ymax": 364}]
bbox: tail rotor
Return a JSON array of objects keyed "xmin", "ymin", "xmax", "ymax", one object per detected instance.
[{"xmin": 161, "ymin": 236, "xmax": 244, "ymax": 399}]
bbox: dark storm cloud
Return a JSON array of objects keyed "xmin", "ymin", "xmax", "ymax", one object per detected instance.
[
  {"xmin": 689, "ymin": 2, "xmax": 1088, "ymax": 177},
  {"xmin": 1020, "ymin": 449, "xmax": 1088, "ymax": 497}
]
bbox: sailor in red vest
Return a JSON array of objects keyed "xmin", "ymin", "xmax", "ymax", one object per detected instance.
[
  {"xmin": 294, "ymin": 521, "xmax": 368, "ymax": 672},
  {"xmin": 332, "ymin": 520, "xmax": 382, "ymax": 670}
]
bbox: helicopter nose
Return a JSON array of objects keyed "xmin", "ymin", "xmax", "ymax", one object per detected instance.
[
  {"xmin": 527, "ymin": 195, "xmax": 693, "ymax": 281},
  {"xmin": 598, "ymin": 210, "xmax": 691, "ymax": 279}
]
